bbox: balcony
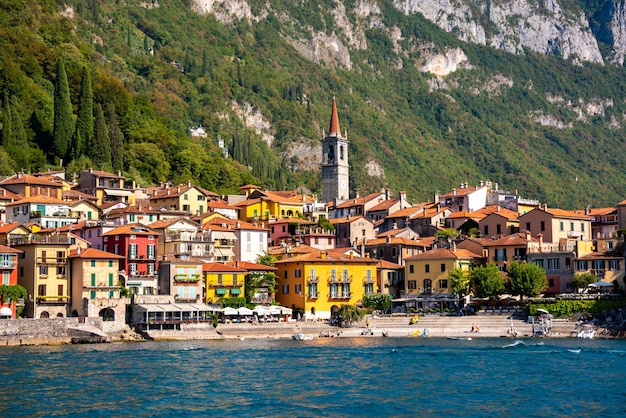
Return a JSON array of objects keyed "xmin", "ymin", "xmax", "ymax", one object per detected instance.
[
  {"xmin": 493, "ymin": 256, "xmax": 507, "ymax": 262},
  {"xmin": 590, "ymin": 269, "xmax": 606, "ymax": 278},
  {"xmin": 37, "ymin": 257, "xmax": 67, "ymax": 264},
  {"xmin": 36, "ymin": 295, "xmax": 70, "ymax": 303},
  {"xmin": 308, "ymin": 276, "xmax": 319, "ymax": 283},
  {"xmin": 363, "ymin": 276, "xmax": 375, "ymax": 284},
  {"xmin": 208, "ymin": 281, "xmax": 239, "ymax": 288},
  {"xmin": 10, "ymin": 235, "xmax": 71, "ymax": 245},
  {"xmin": 129, "ymin": 274, "xmax": 157, "ymax": 281},
  {"xmin": 174, "ymin": 274, "xmax": 201, "ymax": 283},
  {"xmin": 308, "ymin": 292, "xmax": 319, "ymax": 299},
  {"xmin": 165, "ymin": 232, "xmax": 212, "ymax": 243},
  {"xmin": 328, "ymin": 276, "xmax": 352, "ymax": 284},
  {"xmin": 0, "ymin": 262, "xmax": 16, "ymax": 269}
]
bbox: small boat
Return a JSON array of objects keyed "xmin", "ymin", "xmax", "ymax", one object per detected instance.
[
  {"xmin": 292, "ymin": 333, "xmax": 313, "ymax": 341},
  {"xmin": 447, "ymin": 336, "xmax": 472, "ymax": 341},
  {"xmin": 577, "ymin": 329, "xmax": 596, "ymax": 339}
]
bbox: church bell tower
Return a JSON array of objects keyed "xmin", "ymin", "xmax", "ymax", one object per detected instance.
[{"xmin": 321, "ymin": 98, "xmax": 349, "ymax": 203}]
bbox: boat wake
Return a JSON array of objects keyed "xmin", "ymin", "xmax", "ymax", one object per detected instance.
[{"xmin": 501, "ymin": 340, "xmax": 526, "ymax": 349}]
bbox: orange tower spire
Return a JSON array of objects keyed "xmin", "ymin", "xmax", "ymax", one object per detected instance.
[{"xmin": 329, "ymin": 96, "xmax": 340, "ymax": 135}]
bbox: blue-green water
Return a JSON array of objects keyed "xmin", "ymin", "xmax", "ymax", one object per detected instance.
[{"xmin": 1, "ymin": 337, "xmax": 625, "ymax": 417}]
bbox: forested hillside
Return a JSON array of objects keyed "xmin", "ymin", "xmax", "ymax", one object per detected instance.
[{"xmin": 1, "ymin": 0, "xmax": 626, "ymax": 208}]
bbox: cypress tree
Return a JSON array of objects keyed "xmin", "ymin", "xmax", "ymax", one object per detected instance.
[
  {"xmin": 74, "ymin": 66, "xmax": 93, "ymax": 159},
  {"xmin": 52, "ymin": 59, "xmax": 73, "ymax": 160},
  {"xmin": 108, "ymin": 104, "xmax": 124, "ymax": 171},
  {"xmin": 2, "ymin": 91, "xmax": 11, "ymax": 147},
  {"xmin": 89, "ymin": 104, "xmax": 111, "ymax": 168}
]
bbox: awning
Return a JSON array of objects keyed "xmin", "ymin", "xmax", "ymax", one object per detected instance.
[
  {"xmin": 214, "ymin": 248, "xmax": 235, "ymax": 257},
  {"xmin": 103, "ymin": 189, "xmax": 133, "ymax": 197},
  {"xmin": 230, "ymin": 288, "xmax": 241, "ymax": 295},
  {"xmin": 135, "ymin": 303, "xmax": 217, "ymax": 314},
  {"xmin": 215, "ymin": 288, "xmax": 227, "ymax": 295},
  {"xmin": 213, "ymin": 231, "xmax": 237, "ymax": 240}
]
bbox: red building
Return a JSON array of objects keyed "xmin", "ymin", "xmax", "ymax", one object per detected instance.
[
  {"xmin": 101, "ymin": 223, "xmax": 160, "ymax": 296},
  {"xmin": 0, "ymin": 244, "xmax": 22, "ymax": 318}
]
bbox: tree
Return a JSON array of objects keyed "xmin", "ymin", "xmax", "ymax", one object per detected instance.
[
  {"xmin": 362, "ymin": 293, "xmax": 392, "ymax": 313},
  {"xmin": 470, "ymin": 263, "xmax": 505, "ymax": 300},
  {"xmin": 1, "ymin": 91, "xmax": 11, "ymax": 147},
  {"xmin": 506, "ymin": 261, "xmax": 547, "ymax": 301},
  {"xmin": 435, "ymin": 228, "xmax": 460, "ymax": 239},
  {"xmin": 89, "ymin": 104, "xmax": 111, "ymax": 168},
  {"xmin": 73, "ymin": 66, "xmax": 93, "ymax": 159},
  {"xmin": 52, "ymin": 59, "xmax": 73, "ymax": 161},
  {"xmin": 449, "ymin": 267, "xmax": 471, "ymax": 300},
  {"xmin": 256, "ymin": 253, "xmax": 277, "ymax": 266},
  {"xmin": 108, "ymin": 104, "xmax": 124, "ymax": 171},
  {"xmin": 570, "ymin": 272, "xmax": 596, "ymax": 293},
  {"xmin": 336, "ymin": 304, "xmax": 364, "ymax": 327}
]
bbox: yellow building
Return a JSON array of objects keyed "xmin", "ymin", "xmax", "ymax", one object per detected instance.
[
  {"xmin": 404, "ymin": 248, "xmax": 479, "ymax": 296},
  {"xmin": 234, "ymin": 189, "xmax": 312, "ymax": 222},
  {"xmin": 203, "ymin": 262, "xmax": 247, "ymax": 303},
  {"xmin": 68, "ymin": 248, "xmax": 125, "ymax": 317},
  {"xmin": 148, "ymin": 183, "xmax": 214, "ymax": 215},
  {"xmin": 9, "ymin": 233, "xmax": 72, "ymax": 318},
  {"xmin": 69, "ymin": 199, "xmax": 100, "ymax": 221},
  {"xmin": 273, "ymin": 251, "xmax": 377, "ymax": 320}
]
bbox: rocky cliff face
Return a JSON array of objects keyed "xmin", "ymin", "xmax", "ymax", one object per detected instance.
[{"xmin": 192, "ymin": 0, "xmax": 626, "ymax": 67}]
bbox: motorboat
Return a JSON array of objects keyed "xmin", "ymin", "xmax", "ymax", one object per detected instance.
[
  {"xmin": 292, "ymin": 333, "xmax": 313, "ymax": 341},
  {"xmin": 446, "ymin": 336, "xmax": 472, "ymax": 341}
]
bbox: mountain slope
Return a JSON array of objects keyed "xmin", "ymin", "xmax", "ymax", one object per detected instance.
[{"xmin": 1, "ymin": 0, "xmax": 626, "ymax": 208}]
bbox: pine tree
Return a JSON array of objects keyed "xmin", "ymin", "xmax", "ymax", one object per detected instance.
[
  {"xmin": 89, "ymin": 104, "xmax": 111, "ymax": 168},
  {"xmin": 108, "ymin": 104, "xmax": 124, "ymax": 171},
  {"xmin": 2, "ymin": 91, "xmax": 11, "ymax": 147},
  {"xmin": 73, "ymin": 66, "xmax": 93, "ymax": 160},
  {"xmin": 52, "ymin": 59, "xmax": 73, "ymax": 161},
  {"xmin": 143, "ymin": 35, "xmax": 149, "ymax": 54}
]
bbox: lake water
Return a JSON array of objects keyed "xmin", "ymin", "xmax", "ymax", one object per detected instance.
[{"xmin": 1, "ymin": 337, "xmax": 625, "ymax": 417}]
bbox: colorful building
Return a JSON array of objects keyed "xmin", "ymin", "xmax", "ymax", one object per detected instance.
[
  {"xmin": 159, "ymin": 256, "xmax": 204, "ymax": 303},
  {"xmin": 273, "ymin": 251, "xmax": 377, "ymax": 320},
  {"xmin": 102, "ymin": 223, "xmax": 160, "ymax": 295},
  {"xmin": 203, "ymin": 262, "xmax": 247, "ymax": 303},
  {"xmin": 0, "ymin": 244, "xmax": 22, "ymax": 318}
]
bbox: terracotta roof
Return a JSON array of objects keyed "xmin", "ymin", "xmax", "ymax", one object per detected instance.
[
  {"xmin": 1, "ymin": 174, "xmax": 63, "ymax": 187},
  {"xmin": 56, "ymin": 221, "xmax": 89, "ymax": 232},
  {"xmin": 0, "ymin": 188, "xmax": 23, "ymax": 201},
  {"xmin": 577, "ymin": 251, "xmax": 624, "ymax": 260},
  {"xmin": 107, "ymin": 206, "xmax": 159, "ymax": 216},
  {"xmin": 149, "ymin": 185, "xmax": 200, "ymax": 200},
  {"xmin": 267, "ymin": 244, "xmax": 317, "ymax": 256},
  {"xmin": 0, "ymin": 222, "xmax": 27, "ymax": 233},
  {"xmin": 376, "ymin": 259, "xmax": 404, "ymax": 269},
  {"xmin": 206, "ymin": 200, "xmax": 240, "ymax": 210},
  {"xmin": 69, "ymin": 248, "xmax": 125, "ymax": 259},
  {"xmin": 441, "ymin": 186, "xmax": 484, "ymax": 198},
  {"xmin": 273, "ymin": 250, "xmax": 372, "ymax": 264},
  {"xmin": 6, "ymin": 196, "xmax": 68, "ymax": 206},
  {"xmin": 369, "ymin": 199, "xmax": 399, "ymax": 211},
  {"xmin": 365, "ymin": 237, "xmax": 426, "ymax": 247},
  {"xmin": 335, "ymin": 192, "xmax": 385, "ymax": 209},
  {"xmin": 329, "ymin": 97, "xmax": 340, "ymax": 134},
  {"xmin": 544, "ymin": 208, "xmax": 593, "ymax": 220},
  {"xmin": 410, "ymin": 207, "xmax": 446, "ymax": 220},
  {"xmin": 101, "ymin": 223, "xmax": 160, "ymax": 236},
  {"xmin": 447, "ymin": 211, "xmax": 487, "ymax": 220},
  {"xmin": 62, "ymin": 190, "xmax": 97, "ymax": 202},
  {"xmin": 377, "ymin": 228, "xmax": 412, "ymax": 238},
  {"xmin": 329, "ymin": 215, "xmax": 373, "ymax": 225},
  {"xmin": 475, "ymin": 205, "xmax": 519, "ymax": 220},
  {"xmin": 225, "ymin": 261, "xmax": 278, "ymax": 271},
  {"xmin": 386, "ymin": 207, "xmax": 422, "ymax": 219},
  {"xmin": 202, "ymin": 262, "xmax": 247, "ymax": 273},
  {"xmin": 405, "ymin": 247, "xmax": 481, "ymax": 261},
  {"xmin": 587, "ymin": 207, "xmax": 617, "ymax": 216},
  {"xmin": 0, "ymin": 244, "xmax": 21, "ymax": 254},
  {"xmin": 246, "ymin": 190, "xmax": 313, "ymax": 205},
  {"xmin": 482, "ymin": 233, "xmax": 536, "ymax": 247},
  {"xmin": 148, "ymin": 217, "xmax": 199, "ymax": 230},
  {"xmin": 81, "ymin": 169, "xmax": 122, "ymax": 178}
]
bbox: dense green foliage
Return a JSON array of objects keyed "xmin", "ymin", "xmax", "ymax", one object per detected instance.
[
  {"xmin": 449, "ymin": 267, "xmax": 471, "ymax": 299},
  {"xmin": 1, "ymin": 1, "xmax": 626, "ymax": 204},
  {"xmin": 506, "ymin": 261, "xmax": 548, "ymax": 301},
  {"xmin": 530, "ymin": 299, "xmax": 625, "ymax": 318},
  {"xmin": 570, "ymin": 272, "xmax": 597, "ymax": 292},
  {"xmin": 470, "ymin": 263, "xmax": 505, "ymax": 300},
  {"xmin": 362, "ymin": 293, "xmax": 392, "ymax": 312}
]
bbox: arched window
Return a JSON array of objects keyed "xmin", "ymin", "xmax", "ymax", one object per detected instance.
[
  {"xmin": 328, "ymin": 145, "xmax": 335, "ymax": 162},
  {"xmin": 339, "ymin": 145, "xmax": 344, "ymax": 160}
]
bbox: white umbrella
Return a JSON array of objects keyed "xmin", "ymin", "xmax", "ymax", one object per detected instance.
[
  {"xmin": 269, "ymin": 306, "xmax": 282, "ymax": 315},
  {"xmin": 280, "ymin": 306, "xmax": 293, "ymax": 315},
  {"xmin": 223, "ymin": 307, "xmax": 238, "ymax": 315},
  {"xmin": 536, "ymin": 309, "xmax": 549, "ymax": 314},
  {"xmin": 589, "ymin": 281, "xmax": 612, "ymax": 288},
  {"xmin": 238, "ymin": 307, "xmax": 253, "ymax": 316},
  {"xmin": 253, "ymin": 306, "xmax": 271, "ymax": 315}
]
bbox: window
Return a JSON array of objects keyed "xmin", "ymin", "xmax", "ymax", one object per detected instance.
[
  {"xmin": 610, "ymin": 260, "xmax": 620, "ymax": 270},
  {"xmin": 540, "ymin": 221, "xmax": 545, "ymax": 231},
  {"xmin": 147, "ymin": 244, "xmax": 156, "ymax": 259},
  {"xmin": 308, "ymin": 283, "xmax": 318, "ymax": 298},
  {"xmin": 41, "ymin": 250, "xmax": 47, "ymax": 262},
  {"xmin": 547, "ymin": 258, "xmax": 560, "ymax": 271},
  {"xmin": 109, "ymin": 261, "xmax": 114, "ymax": 268},
  {"xmin": 39, "ymin": 266, "xmax": 48, "ymax": 276},
  {"xmin": 91, "ymin": 260, "xmax": 96, "ymax": 267},
  {"xmin": 441, "ymin": 263, "xmax": 446, "ymax": 272},
  {"xmin": 526, "ymin": 222, "xmax": 531, "ymax": 231},
  {"xmin": 548, "ymin": 278, "xmax": 554, "ymax": 287},
  {"xmin": 57, "ymin": 284, "xmax": 63, "ymax": 297},
  {"xmin": 570, "ymin": 222, "xmax": 574, "ymax": 231},
  {"xmin": 533, "ymin": 259, "xmax": 544, "ymax": 268},
  {"xmin": 331, "ymin": 269, "xmax": 337, "ymax": 281},
  {"xmin": 295, "ymin": 269, "xmax": 301, "ymax": 278},
  {"xmin": 282, "ymin": 284, "xmax": 289, "ymax": 294},
  {"xmin": 178, "ymin": 286, "xmax": 184, "ymax": 299},
  {"xmin": 439, "ymin": 279, "xmax": 448, "ymax": 289},
  {"xmin": 391, "ymin": 248, "xmax": 397, "ymax": 258},
  {"xmin": 233, "ymin": 274, "xmax": 238, "ymax": 286},
  {"xmin": 57, "ymin": 266, "xmax": 65, "ymax": 276},
  {"xmin": 91, "ymin": 273, "xmax": 96, "ymax": 286},
  {"xmin": 38, "ymin": 284, "xmax": 46, "ymax": 296},
  {"xmin": 197, "ymin": 194, "xmax": 204, "ymax": 201},
  {"xmin": 330, "ymin": 283, "xmax": 339, "ymax": 298},
  {"xmin": 560, "ymin": 221, "xmax": 564, "ymax": 231},
  {"xmin": 342, "ymin": 269, "xmax": 349, "ymax": 282},
  {"xmin": 408, "ymin": 280, "xmax": 417, "ymax": 290},
  {"xmin": 581, "ymin": 223, "xmax": 585, "ymax": 232},
  {"xmin": 409, "ymin": 264, "xmax": 414, "ymax": 274},
  {"xmin": 128, "ymin": 244, "xmax": 137, "ymax": 259},
  {"xmin": 109, "ymin": 273, "xmax": 114, "ymax": 286},
  {"xmin": 283, "ymin": 271, "xmax": 288, "ymax": 279},
  {"xmin": 565, "ymin": 257, "xmax": 571, "ymax": 270},
  {"xmin": 184, "ymin": 194, "xmax": 188, "ymax": 200},
  {"xmin": 484, "ymin": 225, "xmax": 489, "ymax": 235},
  {"xmin": 425, "ymin": 264, "xmax": 430, "ymax": 273},
  {"xmin": 2, "ymin": 271, "xmax": 10, "ymax": 286},
  {"xmin": 424, "ymin": 279, "xmax": 432, "ymax": 291},
  {"xmin": 295, "ymin": 284, "xmax": 302, "ymax": 294},
  {"xmin": 577, "ymin": 260, "xmax": 587, "ymax": 271},
  {"xmin": 129, "ymin": 263, "xmax": 138, "ymax": 275},
  {"xmin": 148, "ymin": 264, "xmax": 155, "ymax": 275},
  {"xmin": 217, "ymin": 274, "xmax": 223, "ymax": 285},
  {"xmin": 183, "ymin": 205, "xmax": 190, "ymax": 212},
  {"xmin": 365, "ymin": 283, "xmax": 374, "ymax": 295},
  {"xmin": 496, "ymin": 224, "xmax": 501, "ymax": 235},
  {"xmin": 114, "ymin": 244, "xmax": 119, "ymax": 255}
]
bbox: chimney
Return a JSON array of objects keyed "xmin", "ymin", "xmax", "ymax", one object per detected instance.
[
  {"xmin": 386, "ymin": 235, "xmax": 391, "ymax": 244},
  {"xmin": 525, "ymin": 230, "xmax": 531, "ymax": 241},
  {"xmin": 187, "ymin": 180, "xmax": 191, "ymax": 187},
  {"xmin": 453, "ymin": 189, "xmax": 457, "ymax": 196},
  {"xmin": 177, "ymin": 186, "xmax": 180, "ymax": 194},
  {"xmin": 497, "ymin": 206, "xmax": 500, "ymax": 212},
  {"xmin": 118, "ymin": 171, "xmax": 122, "ymax": 177},
  {"xmin": 350, "ymin": 252, "xmax": 354, "ymax": 259},
  {"xmin": 385, "ymin": 189, "xmax": 390, "ymax": 200},
  {"xmin": 321, "ymin": 251, "xmax": 327, "ymax": 259},
  {"xmin": 88, "ymin": 168, "xmax": 93, "ymax": 174},
  {"xmin": 538, "ymin": 233, "xmax": 543, "ymax": 252}
]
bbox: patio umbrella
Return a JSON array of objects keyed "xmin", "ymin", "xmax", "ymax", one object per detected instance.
[
  {"xmin": 269, "ymin": 306, "xmax": 282, "ymax": 315},
  {"xmin": 589, "ymin": 281, "xmax": 613, "ymax": 288},
  {"xmin": 536, "ymin": 308, "xmax": 549, "ymax": 314},
  {"xmin": 238, "ymin": 307, "xmax": 253, "ymax": 316},
  {"xmin": 223, "ymin": 307, "xmax": 238, "ymax": 315},
  {"xmin": 253, "ymin": 306, "xmax": 271, "ymax": 316},
  {"xmin": 280, "ymin": 306, "xmax": 293, "ymax": 315}
]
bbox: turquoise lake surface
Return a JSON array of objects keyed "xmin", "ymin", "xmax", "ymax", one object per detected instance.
[{"xmin": 1, "ymin": 337, "xmax": 625, "ymax": 417}]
